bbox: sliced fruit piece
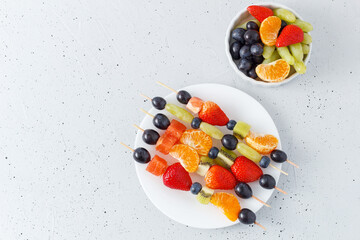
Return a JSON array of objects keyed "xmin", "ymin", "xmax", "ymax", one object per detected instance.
[
  {"xmin": 155, "ymin": 132, "xmax": 178, "ymax": 155},
  {"xmin": 289, "ymin": 43, "xmax": 303, "ymax": 61},
  {"xmin": 205, "ymin": 165, "xmax": 236, "ymax": 190},
  {"xmin": 199, "ymin": 122, "xmax": 224, "ymax": 140},
  {"xmin": 273, "ymin": 8, "xmax": 296, "ymax": 23},
  {"xmin": 262, "ymin": 49, "xmax": 281, "ymax": 64},
  {"xmin": 245, "ymin": 131, "xmax": 279, "ymax": 154},
  {"xmin": 220, "ymin": 147, "xmax": 237, "ymax": 161},
  {"xmin": 262, "ymin": 45, "xmax": 275, "ymax": 59},
  {"xmin": 302, "ymin": 33, "xmax": 312, "ymax": 44},
  {"xmin": 169, "ymin": 144, "xmax": 200, "ymax": 173},
  {"xmin": 196, "ymin": 161, "xmax": 211, "ymax": 176},
  {"xmin": 146, "ymin": 155, "xmax": 168, "ymax": 176},
  {"xmin": 277, "ymin": 46, "xmax": 295, "ymax": 65},
  {"xmin": 186, "ymin": 97, "xmax": 204, "ymax": 114},
  {"xmin": 293, "ymin": 19, "xmax": 313, "ymax": 32},
  {"xmin": 215, "ymin": 150, "xmax": 235, "ymax": 170},
  {"xmin": 259, "ymin": 16, "xmax": 282, "ymax": 46},
  {"xmin": 210, "ymin": 192, "xmax": 241, "ymax": 222},
  {"xmin": 198, "ymin": 101, "xmax": 229, "ymax": 126},
  {"xmin": 236, "ymin": 142, "xmax": 262, "ymax": 163},
  {"xmin": 165, "ymin": 103, "xmax": 193, "ymax": 124},
  {"xmin": 200, "ymin": 156, "xmax": 215, "ymax": 165},
  {"xmin": 231, "ymin": 156, "xmax": 263, "ymax": 182},
  {"xmin": 247, "ymin": 5, "xmax": 273, "ymax": 22},
  {"xmin": 233, "ymin": 121, "xmax": 251, "ymax": 139},
  {"xmin": 276, "ymin": 25, "xmax": 304, "ymax": 47},
  {"xmin": 163, "ymin": 162, "xmax": 192, "ymax": 191},
  {"xmin": 166, "ymin": 119, "xmax": 187, "ymax": 140},
  {"xmin": 180, "ymin": 129, "xmax": 212, "ymax": 156},
  {"xmin": 237, "ymin": 19, "xmax": 260, "ymax": 29},
  {"xmin": 196, "ymin": 186, "xmax": 214, "ymax": 205},
  {"xmin": 256, "ymin": 59, "xmax": 290, "ymax": 83},
  {"xmin": 301, "ymin": 43, "xmax": 310, "ymax": 54},
  {"xmin": 294, "ymin": 60, "xmax": 307, "ymax": 74}
]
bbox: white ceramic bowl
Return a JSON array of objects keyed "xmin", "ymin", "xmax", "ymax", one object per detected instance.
[{"xmin": 225, "ymin": 2, "xmax": 312, "ymax": 87}]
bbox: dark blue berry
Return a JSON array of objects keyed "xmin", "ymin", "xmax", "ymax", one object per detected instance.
[
  {"xmin": 191, "ymin": 117, "xmax": 202, "ymax": 129},
  {"xmin": 142, "ymin": 129, "xmax": 160, "ymax": 145},
  {"xmin": 238, "ymin": 208, "xmax": 256, "ymax": 225},
  {"xmin": 246, "ymin": 21, "xmax": 259, "ymax": 31},
  {"xmin": 239, "ymin": 45, "xmax": 251, "ymax": 59},
  {"xmin": 279, "ymin": 20, "xmax": 287, "ymax": 35},
  {"xmin": 230, "ymin": 41, "xmax": 242, "ymax": 60},
  {"xmin": 190, "ymin": 182, "xmax": 202, "ymax": 195},
  {"xmin": 252, "ymin": 55, "xmax": 264, "ymax": 64},
  {"xmin": 235, "ymin": 182, "xmax": 253, "ymax": 199},
  {"xmin": 259, "ymin": 156, "xmax": 270, "ymax": 168},
  {"xmin": 244, "ymin": 30, "xmax": 260, "ymax": 44},
  {"xmin": 231, "ymin": 28, "xmax": 246, "ymax": 44},
  {"xmin": 153, "ymin": 113, "xmax": 170, "ymax": 130},
  {"xmin": 221, "ymin": 134, "xmax": 238, "ymax": 150},
  {"xmin": 226, "ymin": 120, "xmax": 237, "ymax": 130},
  {"xmin": 176, "ymin": 90, "xmax": 191, "ymax": 104},
  {"xmin": 152, "ymin": 97, "xmax": 166, "ymax": 110},
  {"xmin": 270, "ymin": 150, "xmax": 287, "ymax": 163},
  {"xmin": 133, "ymin": 147, "xmax": 151, "ymax": 164},
  {"xmin": 248, "ymin": 67, "xmax": 258, "ymax": 79},
  {"xmin": 259, "ymin": 174, "xmax": 276, "ymax": 189},
  {"xmin": 238, "ymin": 58, "xmax": 252, "ymax": 72},
  {"xmin": 250, "ymin": 43, "xmax": 263, "ymax": 56},
  {"xmin": 208, "ymin": 147, "xmax": 219, "ymax": 159}
]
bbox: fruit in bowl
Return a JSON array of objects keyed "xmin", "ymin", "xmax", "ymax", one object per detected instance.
[{"xmin": 228, "ymin": 5, "xmax": 313, "ymax": 83}]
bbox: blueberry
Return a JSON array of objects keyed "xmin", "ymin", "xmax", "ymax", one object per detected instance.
[
  {"xmin": 152, "ymin": 97, "xmax": 166, "ymax": 110},
  {"xmin": 226, "ymin": 120, "xmax": 237, "ymax": 130},
  {"xmin": 259, "ymin": 156, "xmax": 270, "ymax": 168},
  {"xmin": 259, "ymin": 174, "xmax": 276, "ymax": 189},
  {"xmin": 176, "ymin": 90, "xmax": 191, "ymax": 104},
  {"xmin": 238, "ymin": 58, "xmax": 252, "ymax": 72},
  {"xmin": 235, "ymin": 182, "xmax": 253, "ymax": 199},
  {"xmin": 239, "ymin": 45, "xmax": 251, "ymax": 59},
  {"xmin": 270, "ymin": 149, "xmax": 287, "ymax": 163},
  {"xmin": 208, "ymin": 147, "xmax": 219, "ymax": 159},
  {"xmin": 133, "ymin": 147, "xmax": 151, "ymax": 164},
  {"xmin": 246, "ymin": 21, "xmax": 259, "ymax": 31},
  {"xmin": 191, "ymin": 117, "xmax": 202, "ymax": 129},
  {"xmin": 230, "ymin": 41, "xmax": 242, "ymax": 60},
  {"xmin": 250, "ymin": 43, "xmax": 263, "ymax": 56},
  {"xmin": 231, "ymin": 28, "xmax": 246, "ymax": 44},
  {"xmin": 153, "ymin": 113, "xmax": 170, "ymax": 130},
  {"xmin": 238, "ymin": 208, "xmax": 256, "ymax": 225},
  {"xmin": 248, "ymin": 68, "xmax": 258, "ymax": 79},
  {"xmin": 142, "ymin": 129, "xmax": 160, "ymax": 145},
  {"xmin": 244, "ymin": 30, "xmax": 260, "ymax": 44},
  {"xmin": 221, "ymin": 134, "xmax": 238, "ymax": 150},
  {"xmin": 252, "ymin": 55, "xmax": 264, "ymax": 64},
  {"xmin": 190, "ymin": 182, "xmax": 202, "ymax": 195}
]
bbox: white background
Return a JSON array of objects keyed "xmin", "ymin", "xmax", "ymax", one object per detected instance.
[{"xmin": 0, "ymin": 0, "xmax": 359, "ymax": 239}]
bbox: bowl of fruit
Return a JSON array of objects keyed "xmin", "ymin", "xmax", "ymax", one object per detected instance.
[{"xmin": 225, "ymin": 3, "xmax": 313, "ymax": 86}]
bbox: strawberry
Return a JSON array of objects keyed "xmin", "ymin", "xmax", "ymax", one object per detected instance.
[
  {"xmin": 231, "ymin": 156, "xmax": 263, "ymax": 183},
  {"xmin": 247, "ymin": 5, "xmax": 273, "ymax": 22},
  {"xmin": 198, "ymin": 101, "xmax": 229, "ymax": 126},
  {"xmin": 205, "ymin": 165, "xmax": 236, "ymax": 190},
  {"xmin": 276, "ymin": 25, "xmax": 304, "ymax": 47},
  {"xmin": 163, "ymin": 162, "xmax": 192, "ymax": 191}
]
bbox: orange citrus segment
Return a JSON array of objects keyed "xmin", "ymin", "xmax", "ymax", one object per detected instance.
[
  {"xmin": 210, "ymin": 192, "xmax": 241, "ymax": 222},
  {"xmin": 255, "ymin": 59, "xmax": 290, "ymax": 82},
  {"xmin": 179, "ymin": 129, "xmax": 212, "ymax": 156},
  {"xmin": 260, "ymin": 16, "xmax": 281, "ymax": 46},
  {"xmin": 169, "ymin": 144, "xmax": 200, "ymax": 173},
  {"xmin": 245, "ymin": 131, "xmax": 279, "ymax": 154}
]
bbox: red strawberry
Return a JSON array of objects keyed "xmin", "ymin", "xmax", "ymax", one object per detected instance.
[
  {"xmin": 163, "ymin": 162, "xmax": 192, "ymax": 191},
  {"xmin": 247, "ymin": 5, "xmax": 273, "ymax": 22},
  {"xmin": 276, "ymin": 25, "xmax": 304, "ymax": 47},
  {"xmin": 205, "ymin": 165, "xmax": 237, "ymax": 190},
  {"xmin": 231, "ymin": 156, "xmax": 263, "ymax": 183},
  {"xmin": 198, "ymin": 101, "xmax": 229, "ymax": 126}
]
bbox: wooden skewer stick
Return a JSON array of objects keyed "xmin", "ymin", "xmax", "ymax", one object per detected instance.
[
  {"xmin": 252, "ymin": 195, "xmax": 271, "ymax": 208},
  {"xmin": 156, "ymin": 81, "xmax": 178, "ymax": 93},
  {"xmin": 140, "ymin": 108, "xmax": 154, "ymax": 118},
  {"xmin": 269, "ymin": 163, "xmax": 288, "ymax": 176},
  {"xmin": 287, "ymin": 159, "xmax": 299, "ymax": 168},
  {"xmin": 274, "ymin": 186, "xmax": 287, "ymax": 195},
  {"xmin": 255, "ymin": 221, "xmax": 266, "ymax": 230},
  {"xmin": 120, "ymin": 142, "xmax": 134, "ymax": 152},
  {"xmin": 133, "ymin": 124, "xmax": 145, "ymax": 132},
  {"xmin": 140, "ymin": 93, "xmax": 152, "ymax": 101}
]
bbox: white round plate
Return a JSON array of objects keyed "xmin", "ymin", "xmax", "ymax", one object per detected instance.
[{"xmin": 134, "ymin": 83, "xmax": 281, "ymax": 229}]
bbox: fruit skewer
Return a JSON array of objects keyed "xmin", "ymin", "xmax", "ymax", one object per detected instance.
[
  {"xmin": 120, "ymin": 143, "xmax": 266, "ymax": 230},
  {"xmin": 155, "ymin": 81, "xmax": 298, "ymax": 168},
  {"xmin": 140, "ymin": 95, "xmax": 287, "ymax": 176},
  {"xmin": 133, "ymin": 124, "xmax": 271, "ymax": 208}
]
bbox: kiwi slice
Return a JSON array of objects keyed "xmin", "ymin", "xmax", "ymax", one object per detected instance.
[
  {"xmin": 200, "ymin": 156, "xmax": 215, "ymax": 166},
  {"xmin": 196, "ymin": 186, "xmax": 214, "ymax": 205},
  {"xmin": 220, "ymin": 147, "xmax": 237, "ymax": 161},
  {"xmin": 233, "ymin": 121, "xmax": 251, "ymax": 139},
  {"xmin": 214, "ymin": 151, "xmax": 234, "ymax": 170},
  {"xmin": 196, "ymin": 162, "xmax": 211, "ymax": 176}
]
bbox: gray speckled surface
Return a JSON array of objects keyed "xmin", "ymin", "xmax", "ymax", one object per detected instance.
[{"xmin": 0, "ymin": 0, "xmax": 359, "ymax": 239}]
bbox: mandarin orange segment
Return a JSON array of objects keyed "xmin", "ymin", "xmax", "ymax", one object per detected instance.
[
  {"xmin": 260, "ymin": 16, "xmax": 281, "ymax": 46},
  {"xmin": 245, "ymin": 131, "xmax": 279, "ymax": 154},
  {"xmin": 179, "ymin": 129, "xmax": 212, "ymax": 156},
  {"xmin": 169, "ymin": 144, "xmax": 200, "ymax": 173},
  {"xmin": 255, "ymin": 59, "xmax": 290, "ymax": 82},
  {"xmin": 210, "ymin": 192, "xmax": 241, "ymax": 222}
]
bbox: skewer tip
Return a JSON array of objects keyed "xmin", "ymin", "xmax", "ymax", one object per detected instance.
[
  {"xmin": 287, "ymin": 159, "xmax": 299, "ymax": 168},
  {"xmin": 255, "ymin": 221, "xmax": 266, "ymax": 231}
]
